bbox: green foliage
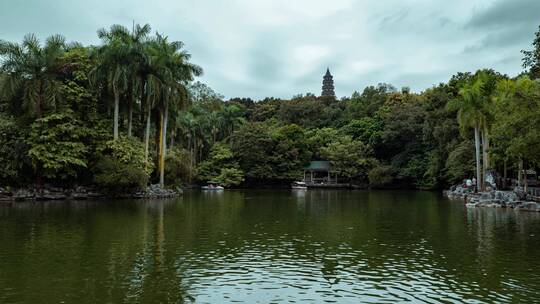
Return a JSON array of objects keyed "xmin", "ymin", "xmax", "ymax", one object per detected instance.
[
  {"xmin": 340, "ymin": 116, "xmax": 382, "ymax": 145},
  {"xmin": 1, "ymin": 24, "xmax": 540, "ymax": 191},
  {"xmin": 270, "ymin": 124, "xmax": 311, "ymax": 179},
  {"xmin": 368, "ymin": 165, "xmax": 394, "ymax": 188},
  {"xmin": 444, "ymin": 141, "xmax": 475, "ymax": 184},
  {"xmin": 165, "ymin": 148, "xmax": 194, "ymax": 186},
  {"xmin": 321, "ymin": 135, "xmax": 376, "ymax": 180},
  {"xmin": 231, "ymin": 122, "xmax": 276, "ymax": 180},
  {"xmin": 197, "ymin": 143, "xmax": 244, "ymax": 187},
  {"xmin": 197, "ymin": 143, "xmax": 236, "ymax": 180},
  {"xmin": 94, "ymin": 137, "xmax": 152, "ymax": 192},
  {"xmin": 348, "ymin": 84, "xmax": 395, "ymax": 118},
  {"xmin": 27, "ymin": 111, "xmax": 88, "ymax": 179},
  {"xmin": 307, "ymin": 128, "xmax": 340, "ymax": 159},
  {"xmin": 522, "ymin": 25, "xmax": 540, "ymax": 79},
  {"xmin": 277, "ymin": 96, "xmax": 344, "ymax": 128},
  {"xmin": 94, "ymin": 157, "xmax": 149, "ymax": 193},
  {"xmin": 0, "ymin": 115, "xmax": 29, "ymax": 184},
  {"xmin": 215, "ymin": 168, "xmax": 245, "ymax": 188},
  {"xmin": 492, "ymin": 76, "xmax": 540, "ymax": 164}
]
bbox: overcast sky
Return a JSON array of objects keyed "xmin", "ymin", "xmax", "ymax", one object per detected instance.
[{"xmin": 1, "ymin": 0, "xmax": 539, "ymax": 99}]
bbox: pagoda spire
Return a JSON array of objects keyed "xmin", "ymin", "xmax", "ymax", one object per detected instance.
[{"xmin": 321, "ymin": 68, "xmax": 335, "ymax": 98}]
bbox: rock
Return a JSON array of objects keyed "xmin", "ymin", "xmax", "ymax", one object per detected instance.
[
  {"xmin": 87, "ymin": 192, "xmax": 105, "ymax": 198},
  {"xmin": 13, "ymin": 189, "xmax": 34, "ymax": 200},
  {"xmin": 39, "ymin": 194, "xmax": 67, "ymax": 200},
  {"xmin": 71, "ymin": 193, "xmax": 88, "ymax": 200},
  {"xmin": 515, "ymin": 202, "xmax": 540, "ymax": 212}
]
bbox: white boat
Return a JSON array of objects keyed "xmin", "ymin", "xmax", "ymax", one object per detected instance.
[
  {"xmin": 291, "ymin": 181, "xmax": 308, "ymax": 190},
  {"xmin": 201, "ymin": 182, "xmax": 224, "ymax": 190}
]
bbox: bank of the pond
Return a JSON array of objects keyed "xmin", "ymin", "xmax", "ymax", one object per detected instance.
[
  {"xmin": 444, "ymin": 186, "xmax": 540, "ymax": 212},
  {"xmin": 0, "ymin": 184, "xmax": 181, "ymax": 202}
]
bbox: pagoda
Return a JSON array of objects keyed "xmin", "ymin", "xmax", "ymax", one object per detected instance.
[{"xmin": 321, "ymin": 68, "xmax": 335, "ymax": 98}]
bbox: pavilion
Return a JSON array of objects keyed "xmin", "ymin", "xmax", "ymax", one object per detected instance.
[{"xmin": 303, "ymin": 161, "xmax": 339, "ymax": 185}]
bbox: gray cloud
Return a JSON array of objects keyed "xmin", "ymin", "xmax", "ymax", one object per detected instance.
[
  {"xmin": 1, "ymin": 0, "xmax": 538, "ymax": 99},
  {"xmin": 467, "ymin": 0, "xmax": 540, "ymax": 29}
]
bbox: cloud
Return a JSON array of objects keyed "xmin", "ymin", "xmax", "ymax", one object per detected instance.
[
  {"xmin": 467, "ymin": 0, "xmax": 540, "ymax": 29},
  {"xmin": 1, "ymin": 0, "xmax": 537, "ymax": 99}
]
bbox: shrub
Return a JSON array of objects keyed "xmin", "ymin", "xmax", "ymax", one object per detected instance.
[
  {"xmin": 215, "ymin": 167, "xmax": 245, "ymax": 187},
  {"xmin": 197, "ymin": 143, "xmax": 245, "ymax": 187},
  {"xmin": 0, "ymin": 115, "xmax": 30, "ymax": 185},
  {"xmin": 165, "ymin": 148, "xmax": 194, "ymax": 186},
  {"xmin": 93, "ymin": 136, "xmax": 152, "ymax": 193},
  {"xmin": 368, "ymin": 165, "xmax": 394, "ymax": 188}
]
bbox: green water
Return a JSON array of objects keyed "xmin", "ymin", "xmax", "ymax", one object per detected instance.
[{"xmin": 1, "ymin": 190, "xmax": 540, "ymax": 303}]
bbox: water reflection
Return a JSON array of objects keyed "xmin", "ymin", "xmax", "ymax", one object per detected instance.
[{"xmin": 1, "ymin": 191, "xmax": 540, "ymax": 303}]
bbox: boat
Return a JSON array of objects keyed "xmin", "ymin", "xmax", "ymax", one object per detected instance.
[
  {"xmin": 201, "ymin": 181, "xmax": 224, "ymax": 190},
  {"xmin": 291, "ymin": 181, "xmax": 308, "ymax": 190}
]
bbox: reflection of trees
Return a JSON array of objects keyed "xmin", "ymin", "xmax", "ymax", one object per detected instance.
[
  {"xmin": 3, "ymin": 192, "xmax": 540, "ymax": 302},
  {"xmin": 465, "ymin": 206, "xmax": 540, "ymax": 294}
]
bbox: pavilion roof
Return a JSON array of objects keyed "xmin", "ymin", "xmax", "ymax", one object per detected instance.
[{"xmin": 305, "ymin": 161, "xmax": 331, "ymax": 171}]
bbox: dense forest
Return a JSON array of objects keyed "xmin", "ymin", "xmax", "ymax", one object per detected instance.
[{"xmin": 1, "ymin": 24, "xmax": 539, "ymax": 192}]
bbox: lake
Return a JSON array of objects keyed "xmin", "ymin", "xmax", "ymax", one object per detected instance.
[{"xmin": 1, "ymin": 190, "xmax": 540, "ymax": 303}]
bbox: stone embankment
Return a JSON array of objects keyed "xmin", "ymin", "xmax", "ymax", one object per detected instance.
[
  {"xmin": 444, "ymin": 185, "xmax": 540, "ymax": 212},
  {"xmin": 0, "ymin": 184, "xmax": 181, "ymax": 202}
]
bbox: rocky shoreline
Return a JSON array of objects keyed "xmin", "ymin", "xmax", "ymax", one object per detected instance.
[
  {"xmin": 0, "ymin": 184, "xmax": 182, "ymax": 202},
  {"xmin": 444, "ymin": 185, "xmax": 540, "ymax": 212}
]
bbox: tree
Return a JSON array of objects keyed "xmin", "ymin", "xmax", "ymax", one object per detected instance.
[
  {"xmin": 522, "ymin": 25, "xmax": 540, "ymax": 79},
  {"xmin": 444, "ymin": 141, "xmax": 475, "ymax": 184},
  {"xmin": 0, "ymin": 34, "xmax": 66, "ymax": 118},
  {"xmin": 145, "ymin": 33, "xmax": 202, "ymax": 187},
  {"xmin": 92, "ymin": 25, "xmax": 131, "ymax": 140},
  {"xmin": 493, "ymin": 76, "xmax": 540, "ymax": 190},
  {"xmin": 219, "ymin": 104, "xmax": 246, "ymax": 141},
  {"xmin": 231, "ymin": 122, "xmax": 275, "ymax": 180},
  {"xmin": 196, "ymin": 143, "xmax": 244, "ymax": 187},
  {"xmin": 321, "ymin": 135, "xmax": 376, "ymax": 181},
  {"xmin": 113, "ymin": 23, "xmax": 151, "ymax": 138},
  {"xmin": 27, "ymin": 111, "xmax": 88, "ymax": 180},
  {"xmin": 447, "ymin": 72, "xmax": 490, "ymax": 191},
  {"xmin": 0, "ymin": 114, "xmax": 30, "ymax": 185},
  {"xmin": 307, "ymin": 127, "xmax": 340, "ymax": 159},
  {"xmin": 94, "ymin": 136, "xmax": 153, "ymax": 192},
  {"xmin": 340, "ymin": 116, "xmax": 382, "ymax": 146}
]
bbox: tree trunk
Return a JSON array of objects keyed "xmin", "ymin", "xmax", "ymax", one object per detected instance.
[
  {"xmin": 144, "ymin": 97, "xmax": 152, "ymax": 164},
  {"xmin": 483, "ymin": 127, "xmax": 490, "ymax": 169},
  {"xmin": 503, "ymin": 159, "xmax": 507, "ymax": 189},
  {"xmin": 481, "ymin": 128, "xmax": 488, "ymax": 191},
  {"xmin": 127, "ymin": 93, "xmax": 133, "ymax": 137},
  {"xmin": 159, "ymin": 104, "xmax": 168, "ymax": 187},
  {"xmin": 37, "ymin": 81, "xmax": 43, "ymax": 119},
  {"xmin": 169, "ymin": 130, "xmax": 175, "ymax": 151},
  {"xmin": 518, "ymin": 159, "xmax": 523, "ymax": 187},
  {"xmin": 158, "ymin": 112, "xmax": 164, "ymax": 187},
  {"xmin": 113, "ymin": 87, "xmax": 120, "ymax": 140},
  {"xmin": 474, "ymin": 125, "xmax": 482, "ymax": 192},
  {"xmin": 524, "ymin": 161, "xmax": 528, "ymax": 193},
  {"xmin": 36, "ymin": 82, "xmax": 44, "ymax": 189}
]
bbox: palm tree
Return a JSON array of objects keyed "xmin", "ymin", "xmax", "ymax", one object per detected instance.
[
  {"xmin": 447, "ymin": 72, "xmax": 489, "ymax": 191},
  {"xmin": 143, "ymin": 73, "xmax": 161, "ymax": 164},
  {"xmin": 123, "ymin": 23, "xmax": 151, "ymax": 137},
  {"xmin": 219, "ymin": 104, "xmax": 246, "ymax": 141},
  {"xmin": 146, "ymin": 33, "xmax": 202, "ymax": 187},
  {"xmin": 92, "ymin": 25, "xmax": 131, "ymax": 140},
  {"xmin": 0, "ymin": 34, "xmax": 66, "ymax": 118},
  {"xmin": 175, "ymin": 112, "xmax": 197, "ymax": 182}
]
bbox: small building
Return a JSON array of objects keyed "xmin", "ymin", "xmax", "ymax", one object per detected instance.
[{"xmin": 303, "ymin": 161, "xmax": 338, "ymax": 185}]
